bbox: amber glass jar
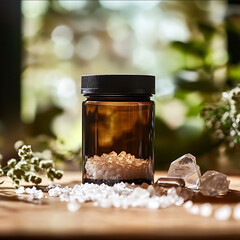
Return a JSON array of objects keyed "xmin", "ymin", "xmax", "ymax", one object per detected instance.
[{"xmin": 81, "ymin": 74, "xmax": 155, "ymax": 185}]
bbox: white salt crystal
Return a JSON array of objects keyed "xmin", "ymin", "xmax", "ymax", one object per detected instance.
[
  {"xmin": 21, "ymin": 186, "xmax": 44, "ymax": 199},
  {"xmin": 184, "ymin": 200, "xmax": 193, "ymax": 209},
  {"xmin": 175, "ymin": 197, "xmax": 184, "ymax": 206},
  {"xmin": 48, "ymin": 186, "xmax": 62, "ymax": 197},
  {"xmin": 122, "ymin": 202, "xmax": 129, "ymax": 209},
  {"xmin": 27, "ymin": 195, "xmax": 34, "ymax": 202},
  {"xmin": 100, "ymin": 199, "xmax": 112, "ymax": 208},
  {"xmin": 233, "ymin": 203, "xmax": 240, "ymax": 220},
  {"xmin": 167, "ymin": 187, "xmax": 177, "ymax": 196},
  {"xmin": 26, "ymin": 186, "xmax": 36, "ymax": 194},
  {"xmin": 167, "ymin": 154, "xmax": 201, "ymax": 189},
  {"xmin": 33, "ymin": 190, "xmax": 44, "ymax": 199},
  {"xmin": 67, "ymin": 201, "xmax": 80, "ymax": 212},
  {"xmin": 159, "ymin": 196, "xmax": 169, "ymax": 208},
  {"xmin": 85, "ymin": 152, "xmax": 149, "ymax": 180},
  {"xmin": 46, "ymin": 183, "xmax": 185, "ymax": 210},
  {"xmin": 112, "ymin": 200, "xmax": 121, "ymax": 208},
  {"xmin": 200, "ymin": 203, "xmax": 212, "ymax": 217},
  {"xmin": 47, "ymin": 184, "xmax": 61, "ymax": 190},
  {"xmin": 17, "ymin": 196, "xmax": 25, "ymax": 200},
  {"xmin": 132, "ymin": 187, "xmax": 150, "ymax": 199},
  {"xmin": 214, "ymin": 205, "xmax": 232, "ymax": 221},
  {"xmin": 188, "ymin": 205, "xmax": 200, "ymax": 215},
  {"xmin": 147, "ymin": 185, "xmax": 156, "ymax": 197},
  {"xmin": 147, "ymin": 199, "xmax": 160, "ymax": 209},
  {"xmin": 15, "ymin": 186, "xmax": 25, "ymax": 194}
]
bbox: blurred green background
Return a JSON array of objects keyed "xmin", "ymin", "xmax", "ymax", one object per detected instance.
[{"xmin": 2, "ymin": 0, "xmax": 240, "ymax": 173}]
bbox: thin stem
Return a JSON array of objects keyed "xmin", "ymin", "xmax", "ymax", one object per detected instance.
[{"xmin": 1, "ymin": 165, "xmax": 9, "ymax": 171}]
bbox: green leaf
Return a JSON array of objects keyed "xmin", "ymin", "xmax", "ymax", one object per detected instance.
[{"xmin": 171, "ymin": 41, "xmax": 207, "ymax": 58}]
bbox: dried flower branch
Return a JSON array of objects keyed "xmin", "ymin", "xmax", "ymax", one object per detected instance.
[
  {"xmin": 201, "ymin": 86, "xmax": 240, "ymax": 147},
  {"xmin": 0, "ymin": 141, "xmax": 63, "ymax": 188}
]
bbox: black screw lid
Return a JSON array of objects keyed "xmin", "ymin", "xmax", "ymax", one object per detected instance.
[{"xmin": 81, "ymin": 74, "xmax": 155, "ymax": 96}]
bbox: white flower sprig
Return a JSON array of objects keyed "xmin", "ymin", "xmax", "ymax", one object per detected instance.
[
  {"xmin": 201, "ymin": 86, "xmax": 240, "ymax": 147},
  {"xmin": 0, "ymin": 141, "xmax": 63, "ymax": 188}
]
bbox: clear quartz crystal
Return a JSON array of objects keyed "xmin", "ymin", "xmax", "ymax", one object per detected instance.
[
  {"xmin": 199, "ymin": 170, "xmax": 230, "ymax": 196},
  {"xmin": 167, "ymin": 153, "xmax": 201, "ymax": 189}
]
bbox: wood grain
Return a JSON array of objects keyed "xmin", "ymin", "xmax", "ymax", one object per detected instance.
[{"xmin": 0, "ymin": 171, "xmax": 239, "ymax": 239}]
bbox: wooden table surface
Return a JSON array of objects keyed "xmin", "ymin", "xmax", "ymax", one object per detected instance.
[{"xmin": 0, "ymin": 171, "xmax": 240, "ymax": 240}]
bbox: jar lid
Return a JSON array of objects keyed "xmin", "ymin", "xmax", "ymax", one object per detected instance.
[{"xmin": 81, "ymin": 74, "xmax": 155, "ymax": 95}]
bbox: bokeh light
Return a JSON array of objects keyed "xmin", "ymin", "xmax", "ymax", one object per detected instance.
[
  {"xmin": 76, "ymin": 35, "xmax": 100, "ymax": 60},
  {"xmin": 51, "ymin": 25, "xmax": 74, "ymax": 43},
  {"xmin": 21, "ymin": 0, "xmax": 227, "ymax": 166},
  {"xmin": 22, "ymin": 0, "xmax": 48, "ymax": 18},
  {"xmin": 58, "ymin": 0, "xmax": 87, "ymax": 11}
]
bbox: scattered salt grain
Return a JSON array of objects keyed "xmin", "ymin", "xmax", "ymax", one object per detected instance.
[
  {"xmin": 174, "ymin": 197, "xmax": 184, "ymax": 206},
  {"xmin": 25, "ymin": 186, "xmax": 37, "ymax": 194},
  {"xmin": 48, "ymin": 186, "xmax": 63, "ymax": 197},
  {"xmin": 200, "ymin": 203, "xmax": 212, "ymax": 217},
  {"xmin": 17, "ymin": 195, "xmax": 24, "ymax": 200},
  {"xmin": 67, "ymin": 201, "xmax": 81, "ymax": 212},
  {"xmin": 147, "ymin": 185, "xmax": 156, "ymax": 197},
  {"xmin": 46, "ymin": 184, "xmax": 61, "ymax": 191},
  {"xmin": 27, "ymin": 195, "xmax": 34, "ymax": 202},
  {"xmin": 47, "ymin": 183, "xmax": 185, "ymax": 210},
  {"xmin": 147, "ymin": 198, "xmax": 160, "ymax": 209},
  {"xmin": 183, "ymin": 200, "xmax": 193, "ymax": 209},
  {"xmin": 15, "ymin": 186, "xmax": 25, "ymax": 194},
  {"xmin": 18, "ymin": 186, "xmax": 44, "ymax": 199},
  {"xmin": 214, "ymin": 205, "xmax": 231, "ymax": 221},
  {"xmin": 100, "ymin": 199, "xmax": 112, "ymax": 208},
  {"xmin": 233, "ymin": 203, "xmax": 240, "ymax": 220},
  {"xmin": 188, "ymin": 205, "xmax": 200, "ymax": 215},
  {"xmin": 33, "ymin": 190, "xmax": 43, "ymax": 199}
]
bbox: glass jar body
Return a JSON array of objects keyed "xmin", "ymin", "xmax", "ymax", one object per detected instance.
[{"xmin": 82, "ymin": 96, "xmax": 154, "ymax": 185}]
